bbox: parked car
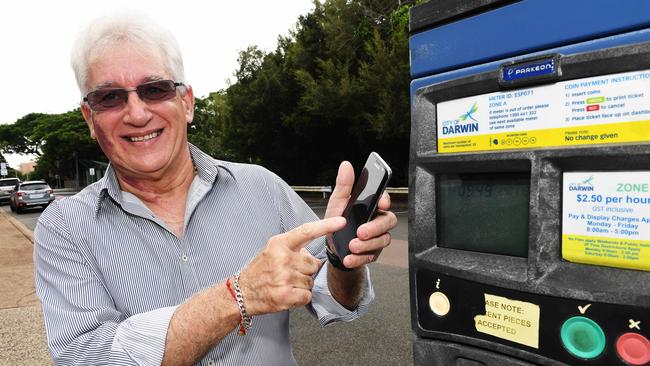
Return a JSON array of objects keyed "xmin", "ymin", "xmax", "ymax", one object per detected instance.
[
  {"xmin": 0, "ymin": 177, "xmax": 21, "ymax": 204},
  {"xmin": 9, "ymin": 180, "xmax": 55, "ymax": 213}
]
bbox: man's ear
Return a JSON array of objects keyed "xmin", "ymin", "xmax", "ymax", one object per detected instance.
[
  {"xmin": 181, "ymin": 85, "xmax": 195, "ymax": 124},
  {"xmin": 80, "ymin": 103, "xmax": 96, "ymax": 139}
]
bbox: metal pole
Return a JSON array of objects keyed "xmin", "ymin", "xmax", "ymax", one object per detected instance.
[{"xmin": 75, "ymin": 153, "xmax": 80, "ymax": 189}]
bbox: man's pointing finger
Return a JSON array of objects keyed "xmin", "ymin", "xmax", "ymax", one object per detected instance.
[{"xmin": 284, "ymin": 217, "xmax": 346, "ymax": 251}]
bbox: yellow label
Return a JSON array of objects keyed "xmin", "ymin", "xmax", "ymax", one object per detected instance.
[
  {"xmin": 562, "ymin": 234, "xmax": 650, "ymax": 271},
  {"xmin": 474, "ymin": 294, "xmax": 540, "ymax": 349},
  {"xmin": 438, "ymin": 120, "xmax": 650, "ymax": 153}
]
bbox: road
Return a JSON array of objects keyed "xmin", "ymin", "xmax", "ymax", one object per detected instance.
[
  {"xmin": 1, "ymin": 194, "xmax": 414, "ymax": 365},
  {"xmin": 0, "ymin": 193, "xmax": 70, "ymax": 231}
]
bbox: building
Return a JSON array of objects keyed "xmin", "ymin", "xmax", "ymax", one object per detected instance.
[{"xmin": 19, "ymin": 161, "xmax": 36, "ymax": 175}]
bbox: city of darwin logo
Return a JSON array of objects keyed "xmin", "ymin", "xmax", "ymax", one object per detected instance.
[
  {"xmin": 441, "ymin": 102, "xmax": 479, "ymax": 135},
  {"xmin": 569, "ymin": 176, "xmax": 595, "ymax": 191}
]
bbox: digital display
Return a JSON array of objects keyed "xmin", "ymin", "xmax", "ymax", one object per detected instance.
[{"xmin": 437, "ymin": 172, "xmax": 530, "ymax": 257}]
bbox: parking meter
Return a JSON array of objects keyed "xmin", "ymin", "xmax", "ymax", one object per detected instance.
[{"xmin": 408, "ymin": 1, "xmax": 650, "ymax": 365}]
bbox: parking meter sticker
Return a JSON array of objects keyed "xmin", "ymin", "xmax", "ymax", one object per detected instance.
[
  {"xmin": 562, "ymin": 235, "xmax": 650, "ymax": 271},
  {"xmin": 436, "ymin": 69, "xmax": 650, "ymax": 153},
  {"xmin": 474, "ymin": 293, "xmax": 540, "ymax": 349},
  {"xmin": 562, "ymin": 171, "xmax": 650, "ymax": 271},
  {"xmin": 438, "ymin": 120, "xmax": 650, "ymax": 153}
]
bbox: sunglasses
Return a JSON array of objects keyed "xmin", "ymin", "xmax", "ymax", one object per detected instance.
[{"xmin": 84, "ymin": 79, "xmax": 185, "ymax": 112}]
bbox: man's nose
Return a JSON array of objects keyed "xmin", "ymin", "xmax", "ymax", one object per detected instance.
[{"xmin": 123, "ymin": 90, "xmax": 152, "ymax": 125}]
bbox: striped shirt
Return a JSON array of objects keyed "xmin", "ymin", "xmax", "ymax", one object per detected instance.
[{"xmin": 34, "ymin": 144, "xmax": 374, "ymax": 365}]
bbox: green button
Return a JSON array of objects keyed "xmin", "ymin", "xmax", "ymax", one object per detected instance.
[{"xmin": 560, "ymin": 316, "xmax": 606, "ymax": 359}]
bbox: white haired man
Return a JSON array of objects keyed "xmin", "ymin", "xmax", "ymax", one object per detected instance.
[{"xmin": 34, "ymin": 14, "xmax": 397, "ymax": 365}]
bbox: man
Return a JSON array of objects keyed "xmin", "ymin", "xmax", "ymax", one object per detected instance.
[{"xmin": 34, "ymin": 13, "xmax": 397, "ymax": 366}]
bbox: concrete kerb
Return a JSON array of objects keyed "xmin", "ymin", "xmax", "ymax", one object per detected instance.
[{"xmin": 0, "ymin": 209, "xmax": 35, "ymax": 243}]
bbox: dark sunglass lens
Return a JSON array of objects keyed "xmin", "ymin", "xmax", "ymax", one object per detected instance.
[
  {"xmin": 139, "ymin": 80, "xmax": 176, "ymax": 101},
  {"xmin": 89, "ymin": 89, "xmax": 127, "ymax": 110}
]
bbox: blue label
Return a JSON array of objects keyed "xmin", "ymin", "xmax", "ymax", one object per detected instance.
[{"xmin": 502, "ymin": 58, "xmax": 556, "ymax": 82}]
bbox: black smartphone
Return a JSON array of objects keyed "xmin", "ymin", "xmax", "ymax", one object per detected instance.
[{"xmin": 330, "ymin": 152, "xmax": 392, "ymax": 264}]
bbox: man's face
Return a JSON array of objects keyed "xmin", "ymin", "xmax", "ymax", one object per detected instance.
[{"xmin": 80, "ymin": 44, "xmax": 194, "ymax": 179}]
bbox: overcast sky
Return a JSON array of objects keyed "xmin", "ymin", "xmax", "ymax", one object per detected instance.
[{"xmin": 1, "ymin": 0, "xmax": 314, "ymax": 167}]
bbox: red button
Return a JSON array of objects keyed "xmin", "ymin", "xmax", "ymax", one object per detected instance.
[{"xmin": 616, "ymin": 333, "xmax": 650, "ymax": 366}]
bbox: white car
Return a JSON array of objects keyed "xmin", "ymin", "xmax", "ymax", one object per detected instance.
[
  {"xmin": 9, "ymin": 180, "xmax": 55, "ymax": 213},
  {"xmin": 0, "ymin": 178, "xmax": 20, "ymax": 204}
]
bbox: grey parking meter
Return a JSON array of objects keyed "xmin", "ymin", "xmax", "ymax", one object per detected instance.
[{"xmin": 408, "ymin": 1, "xmax": 650, "ymax": 365}]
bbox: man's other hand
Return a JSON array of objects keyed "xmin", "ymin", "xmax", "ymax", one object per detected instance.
[{"xmin": 325, "ymin": 161, "xmax": 398, "ymax": 269}]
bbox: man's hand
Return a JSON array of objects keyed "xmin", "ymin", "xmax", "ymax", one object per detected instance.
[
  {"xmin": 325, "ymin": 161, "xmax": 398, "ymax": 268},
  {"xmin": 239, "ymin": 217, "xmax": 346, "ymax": 315}
]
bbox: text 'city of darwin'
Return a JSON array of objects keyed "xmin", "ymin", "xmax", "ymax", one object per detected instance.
[{"xmin": 442, "ymin": 123, "xmax": 479, "ymax": 135}]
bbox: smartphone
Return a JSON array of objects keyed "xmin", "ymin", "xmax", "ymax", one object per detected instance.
[{"xmin": 330, "ymin": 152, "xmax": 392, "ymax": 264}]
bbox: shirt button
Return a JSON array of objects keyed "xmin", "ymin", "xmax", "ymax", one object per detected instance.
[
  {"xmin": 207, "ymin": 360, "xmax": 216, "ymax": 366},
  {"xmin": 182, "ymin": 254, "xmax": 188, "ymax": 262}
]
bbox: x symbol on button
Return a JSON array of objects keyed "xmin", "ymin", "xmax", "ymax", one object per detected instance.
[{"xmin": 628, "ymin": 319, "xmax": 641, "ymax": 330}]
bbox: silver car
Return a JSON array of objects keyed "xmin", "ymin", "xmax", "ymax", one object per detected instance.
[
  {"xmin": 10, "ymin": 180, "xmax": 55, "ymax": 213},
  {"xmin": 0, "ymin": 178, "xmax": 20, "ymax": 204}
]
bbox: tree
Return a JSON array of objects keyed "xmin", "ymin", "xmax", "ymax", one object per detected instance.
[
  {"xmin": 0, "ymin": 113, "xmax": 46, "ymax": 156},
  {"xmin": 222, "ymin": 0, "xmax": 412, "ymax": 185},
  {"xmin": 188, "ymin": 91, "xmax": 233, "ymax": 160},
  {"xmin": 224, "ymin": 45, "xmax": 306, "ymax": 180},
  {"xmin": 0, "ymin": 110, "xmax": 105, "ymax": 185}
]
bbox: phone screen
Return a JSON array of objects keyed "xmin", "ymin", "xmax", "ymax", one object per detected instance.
[{"xmin": 331, "ymin": 152, "xmax": 392, "ymax": 261}]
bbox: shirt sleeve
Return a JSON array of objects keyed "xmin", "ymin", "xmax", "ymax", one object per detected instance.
[
  {"xmin": 311, "ymin": 261, "xmax": 375, "ymax": 326},
  {"xmin": 270, "ymin": 173, "xmax": 375, "ymax": 325},
  {"xmin": 34, "ymin": 201, "xmax": 175, "ymax": 365},
  {"xmin": 110, "ymin": 306, "xmax": 178, "ymax": 365}
]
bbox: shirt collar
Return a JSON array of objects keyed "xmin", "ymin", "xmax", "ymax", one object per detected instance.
[
  {"xmin": 93, "ymin": 143, "xmax": 233, "ymax": 215},
  {"xmin": 189, "ymin": 143, "xmax": 221, "ymax": 183}
]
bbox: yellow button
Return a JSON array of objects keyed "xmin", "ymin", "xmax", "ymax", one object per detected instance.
[{"xmin": 429, "ymin": 291, "xmax": 451, "ymax": 316}]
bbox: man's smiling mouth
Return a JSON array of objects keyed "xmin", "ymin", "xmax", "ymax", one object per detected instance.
[{"xmin": 126, "ymin": 129, "xmax": 163, "ymax": 142}]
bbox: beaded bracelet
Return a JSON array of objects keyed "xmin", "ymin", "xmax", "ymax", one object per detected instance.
[{"xmin": 226, "ymin": 274, "xmax": 252, "ymax": 336}]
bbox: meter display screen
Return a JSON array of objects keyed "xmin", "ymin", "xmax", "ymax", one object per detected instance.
[{"xmin": 437, "ymin": 172, "xmax": 530, "ymax": 257}]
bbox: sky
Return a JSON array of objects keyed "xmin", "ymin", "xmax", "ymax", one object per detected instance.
[{"xmin": 0, "ymin": 0, "xmax": 315, "ymax": 168}]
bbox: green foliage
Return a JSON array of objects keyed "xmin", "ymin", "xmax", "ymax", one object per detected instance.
[
  {"xmin": 0, "ymin": 110, "xmax": 105, "ymax": 185},
  {"xmin": 188, "ymin": 91, "xmax": 234, "ymax": 160},
  {"xmin": 223, "ymin": 45, "xmax": 305, "ymax": 173},
  {"xmin": 222, "ymin": 0, "xmax": 413, "ymax": 185},
  {"xmin": 0, "ymin": 113, "xmax": 46, "ymax": 156}
]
